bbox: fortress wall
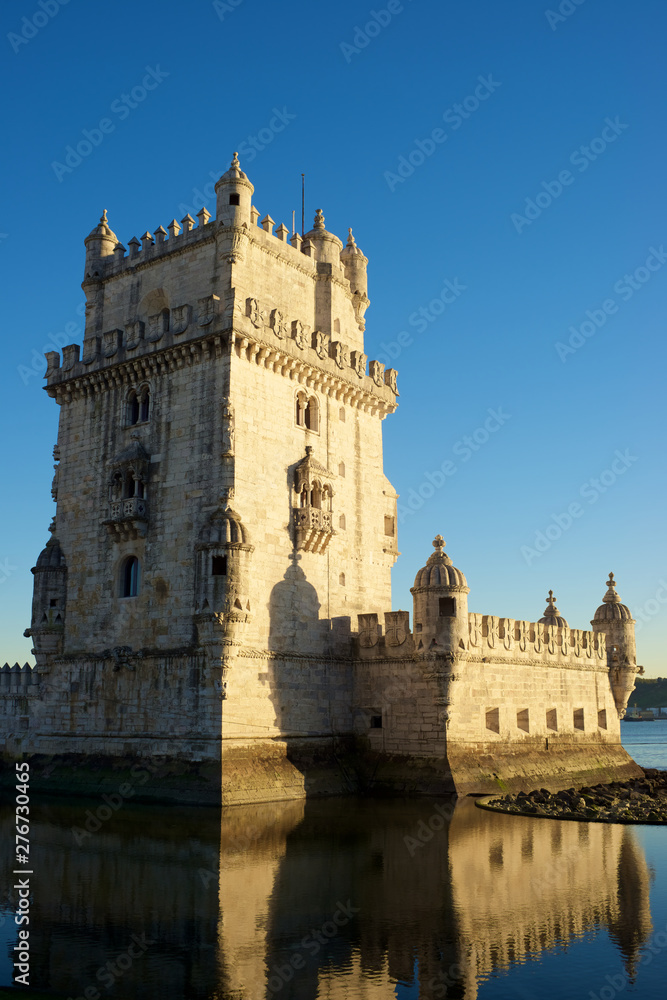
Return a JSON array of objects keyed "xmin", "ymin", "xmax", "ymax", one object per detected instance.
[{"xmin": 448, "ymin": 655, "xmax": 619, "ymax": 743}]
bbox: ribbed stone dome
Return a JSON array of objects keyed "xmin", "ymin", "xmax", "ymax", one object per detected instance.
[
  {"xmin": 593, "ymin": 573, "xmax": 633, "ymax": 622},
  {"xmin": 34, "ymin": 537, "xmax": 65, "ymax": 570},
  {"xmin": 412, "ymin": 535, "xmax": 468, "ymax": 590},
  {"xmin": 198, "ymin": 507, "xmax": 250, "ymax": 547},
  {"xmin": 538, "ymin": 590, "xmax": 568, "ymax": 628},
  {"xmin": 84, "ymin": 209, "xmax": 118, "ymax": 246},
  {"xmin": 218, "ymin": 151, "xmax": 251, "ymax": 185}
]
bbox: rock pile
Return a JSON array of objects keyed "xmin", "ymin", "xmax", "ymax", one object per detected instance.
[{"xmin": 480, "ymin": 769, "xmax": 667, "ymax": 823}]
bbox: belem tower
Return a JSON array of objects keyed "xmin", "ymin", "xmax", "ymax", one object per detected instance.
[{"xmin": 1, "ymin": 154, "xmax": 644, "ymax": 802}]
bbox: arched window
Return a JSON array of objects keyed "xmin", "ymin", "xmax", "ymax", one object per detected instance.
[
  {"xmin": 295, "ymin": 391, "xmax": 307, "ymax": 427},
  {"xmin": 338, "ymin": 462, "xmax": 345, "ymax": 477},
  {"xmin": 139, "ymin": 386, "xmax": 150, "ymax": 422},
  {"xmin": 311, "ymin": 481, "xmax": 322, "ymax": 510},
  {"xmin": 305, "ymin": 397, "xmax": 319, "ymax": 432},
  {"xmin": 110, "ymin": 473, "xmax": 123, "ymax": 501},
  {"xmin": 339, "ymin": 572, "xmax": 345, "ymax": 586},
  {"xmin": 339, "ymin": 514, "xmax": 346, "ymax": 529},
  {"xmin": 121, "ymin": 556, "xmax": 139, "ymax": 597},
  {"xmin": 161, "ymin": 309, "xmax": 170, "ymax": 333},
  {"xmin": 127, "ymin": 390, "xmax": 139, "ymax": 426}
]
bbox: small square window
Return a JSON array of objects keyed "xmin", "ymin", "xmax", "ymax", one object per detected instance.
[
  {"xmin": 50, "ymin": 599, "xmax": 57, "ymax": 607},
  {"xmin": 212, "ymin": 556, "xmax": 227, "ymax": 576},
  {"xmin": 370, "ymin": 715, "xmax": 382, "ymax": 729},
  {"xmin": 229, "ymin": 193, "xmax": 240, "ymax": 206},
  {"xmin": 439, "ymin": 597, "xmax": 456, "ymax": 617}
]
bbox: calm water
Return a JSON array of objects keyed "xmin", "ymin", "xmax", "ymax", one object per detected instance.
[{"xmin": 1, "ymin": 727, "xmax": 666, "ymax": 1000}]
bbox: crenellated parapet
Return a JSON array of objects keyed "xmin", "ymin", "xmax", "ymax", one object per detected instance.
[
  {"xmin": 0, "ymin": 663, "xmax": 39, "ymax": 697},
  {"xmin": 466, "ymin": 613, "xmax": 607, "ymax": 667}
]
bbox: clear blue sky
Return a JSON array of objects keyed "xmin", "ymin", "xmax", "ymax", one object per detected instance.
[{"xmin": 1, "ymin": 0, "xmax": 665, "ymax": 674}]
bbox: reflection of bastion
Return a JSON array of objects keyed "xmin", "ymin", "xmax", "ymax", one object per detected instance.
[{"xmin": 1, "ymin": 153, "xmax": 643, "ymax": 801}]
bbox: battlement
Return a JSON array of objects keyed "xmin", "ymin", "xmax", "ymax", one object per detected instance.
[
  {"xmin": 44, "ymin": 293, "xmax": 398, "ymax": 413},
  {"xmin": 0, "ymin": 663, "xmax": 39, "ymax": 696},
  {"xmin": 357, "ymin": 609, "xmax": 608, "ymax": 668},
  {"xmin": 89, "ymin": 203, "xmax": 323, "ymax": 279}
]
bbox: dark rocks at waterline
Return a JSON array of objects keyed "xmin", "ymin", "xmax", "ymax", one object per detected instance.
[{"xmin": 481, "ymin": 769, "xmax": 667, "ymax": 823}]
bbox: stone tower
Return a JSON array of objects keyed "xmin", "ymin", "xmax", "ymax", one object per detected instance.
[{"xmin": 24, "ymin": 152, "xmax": 399, "ymax": 754}]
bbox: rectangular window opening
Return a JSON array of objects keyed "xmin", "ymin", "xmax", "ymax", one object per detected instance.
[
  {"xmin": 439, "ymin": 597, "xmax": 456, "ymax": 617},
  {"xmin": 517, "ymin": 708, "xmax": 530, "ymax": 733},
  {"xmin": 370, "ymin": 715, "xmax": 382, "ymax": 729},
  {"xmin": 598, "ymin": 709, "xmax": 607, "ymax": 730},
  {"xmin": 212, "ymin": 556, "xmax": 227, "ymax": 576},
  {"xmin": 486, "ymin": 708, "xmax": 500, "ymax": 734},
  {"xmin": 574, "ymin": 708, "xmax": 585, "ymax": 731},
  {"xmin": 384, "ymin": 515, "xmax": 395, "ymax": 536},
  {"xmin": 546, "ymin": 708, "xmax": 558, "ymax": 732}
]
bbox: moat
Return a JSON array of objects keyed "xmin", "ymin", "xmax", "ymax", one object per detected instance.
[{"xmin": 1, "ymin": 727, "xmax": 666, "ymax": 999}]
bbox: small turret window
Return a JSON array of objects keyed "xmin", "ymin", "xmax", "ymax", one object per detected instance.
[
  {"xmin": 212, "ymin": 556, "xmax": 227, "ymax": 576},
  {"xmin": 439, "ymin": 597, "xmax": 456, "ymax": 616},
  {"xmin": 229, "ymin": 194, "xmax": 240, "ymax": 206}
]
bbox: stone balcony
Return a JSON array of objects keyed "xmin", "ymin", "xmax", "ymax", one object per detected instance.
[
  {"xmin": 103, "ymin": 496, "xmax": 148, "ymax": 541},
  {"xmin": 293, "ymin": 505, "xmax": 334, "ymax": 553}
]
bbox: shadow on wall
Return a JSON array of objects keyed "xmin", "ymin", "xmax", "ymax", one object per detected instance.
[{"xmin": 267, "ymin": 552, "xmax": 322, "ymax": 655}]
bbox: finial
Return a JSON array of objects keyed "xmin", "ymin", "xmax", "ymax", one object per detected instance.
[
  {"xmin": 305, "ymin": 445, "xmax": 314, "ymax": 456},
  {"xmin": 101, "ymin": 209, "xmax": 108, "ymax": 224},
  {"xmin": 314, "ymin": 209, "xmax": 325, "ymax": 230},
  {"xmin": 433, "ymin": 534, "xmax": 445, "ymax": 552},
  {"xmin": 346, "ymin": 228, "xmax": 356, "ymax": 247},
  {"xmin": 231, "ymin": 151, "xmax": 240, "ymax": 168},
  {"xmin": 546, "ymin": 590, "xmax": 556, "ymax": 607},
  {"xmin": 603, "ymin": 572, "xmax": 620, "ymax": 603},
  {"xmin": 543, "ymin": 590, "xmax": 560, "ymax": 616}
]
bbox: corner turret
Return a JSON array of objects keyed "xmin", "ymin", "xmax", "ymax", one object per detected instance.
[
  {"xmin": 410, "ymin": 535, "xmax": 469, "ymax": 654},
  {"xmin": 340, "ymin": 228, "xmax": 369, "ymax": 328},
  {"xmin": 591, "ymin": 573, "xmax": 641, "ymax": 717},
  {"xmin": 83, "ymin": 210, "xmax": 118, "ymax": 279},
  {"xmin": 214, "ymin": 152, "xmax": 254, "ymax": 227}
]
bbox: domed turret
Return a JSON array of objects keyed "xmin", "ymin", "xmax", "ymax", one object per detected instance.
[
  {"xmin": 83, "ymin": 210, "xmax": 118, "ymax": 278},
  {"xmin": 593, "ymin": 572, "xmax": 633, "ymax": 622},
  {"xmin": 538, "ymin": 591, "xmax": 568, "ymax": 628},
  {"xmin": 340, "ymin": 227, "xmax": 368, "ymax": 298},
  {"xmin": 214, "ymin": 152, "xmax": 254, "ymax": 227},
  {"xmin": 25, "ymin": 536, "xmax": 68, "ymax": 665},
  {"xmin": 410, "ymin": 535, "xmax": 469, "ymax": 654},
  {"xmin": 591, "ymin": 573, "xmax": 639, "ymax": 717},
  {"xmin": 303, "ymin": 209, "xmax": 343, "ymax": 265}
]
